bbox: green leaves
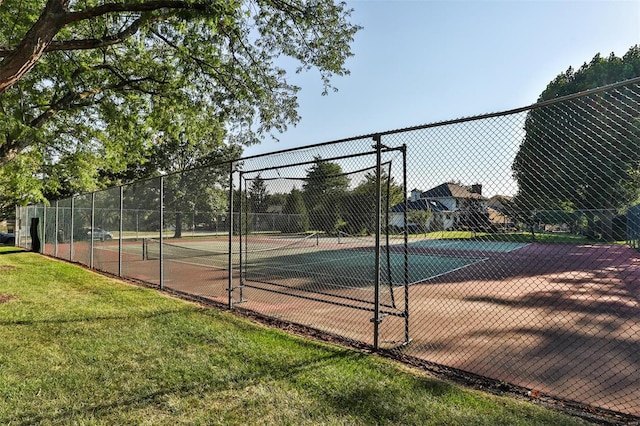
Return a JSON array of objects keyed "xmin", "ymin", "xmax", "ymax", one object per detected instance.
[
  {"xmin": 0, "ymin": 0, "xmax": 360, "ymax": 215},
  {"xmin": 513, "ymin": 45, "xmax": 640, "ymax": 218}
]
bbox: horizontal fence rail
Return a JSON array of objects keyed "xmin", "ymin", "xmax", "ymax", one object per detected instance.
[{"xmin": 15, "ymin": 78, "xmax": 640, "ymax": 420}]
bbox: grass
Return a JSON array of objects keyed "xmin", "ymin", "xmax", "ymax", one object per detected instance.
[
  {"xmin": 0, "ymin": 247, "xmax": 589, "ymax": 425},
  {"xmin": 406, "ymin": 230, "xmax": 617, "ymax": 244}
]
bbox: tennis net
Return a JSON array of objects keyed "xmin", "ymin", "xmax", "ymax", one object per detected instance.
[{"xmin": 143, "ymin": 233, "xmax": 321, "ymax": 261}]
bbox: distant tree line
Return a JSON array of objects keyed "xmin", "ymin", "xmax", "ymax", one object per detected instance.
[{"xmin": 243, "ymin": 157, "xmax": 403, "ymax": 236}]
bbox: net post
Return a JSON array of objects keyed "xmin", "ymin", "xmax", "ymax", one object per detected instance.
[
  {"xmin": 228, "ymin": 161, "xmax": 235, "ymax": 309},
  {"xmin": 373, "ymin": 134, "xmax": 382, "ymax": 351}
]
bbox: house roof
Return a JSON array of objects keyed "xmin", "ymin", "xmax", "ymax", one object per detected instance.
[
  {"xmin": 421, "ymin": 183, "xmax": 486, "ymax": 200},
  {"xmin": 390, "ymin": 198, "xmax": 450, "ymax": 213},
  {"xmin": 488, "ymin": 207, "xmax": 512, "ymax": 224},
  {"xmin": 487, "ymin": 195, "xmax": 512, "ymax": 212}
]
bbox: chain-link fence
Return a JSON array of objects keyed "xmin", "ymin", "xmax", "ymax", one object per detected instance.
[{"xmin": 15, "ymin": 77, "xmax": 640, "ymax": 420}]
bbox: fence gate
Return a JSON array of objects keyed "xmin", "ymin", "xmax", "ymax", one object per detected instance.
[{"xmin": 234, "ymin": 142, "xmax": 409, "ymax": 348}]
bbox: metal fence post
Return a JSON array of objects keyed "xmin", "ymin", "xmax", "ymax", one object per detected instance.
[
  {"xmin": 90, "ymin": 192, "xmax": 95, "ymax": 269},
  {"xmin": 70, "ymin": 197, "xmax": 75, "ymax": 260},
  {"xmin": 41, "ymin": 203, "xmax": 46, "ymax": 254},
  {"xmin": 119, "ymin": 186, "xmax": 123, "ymax": 277},
  {"xmin": 228, "ymin": 162, "xmax": 235, "ymax": 309},
  {"xmin": 159, "ymin": 176, "xmax": 164, "ymax": 290},
  {"xmin": 238, "ymin": 171, "xmax": 245, "ymax": 303},
  {"xmin": 54, "ymin": 200, "xmax": 59, "ymax": 257},
  {"xmin": 13, "ymin": 206, "xmax": 16, "ymax": 247},
  {"xmin": 373, "ymin": 134, "xmax": 382, "ymax": 350},
  {"xmin": 402, "ymin": 143, "xmax": 410, "ymax": 345}
]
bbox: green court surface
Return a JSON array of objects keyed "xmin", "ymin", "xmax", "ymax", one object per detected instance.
[
  {"xmin": 245, "ymin": 249, "xmax": 485, "ymax": 287},
  {"xmin": 148, "ymin": 238, "xmax": 486, "ymax": 287},
  {"xmin": 407, "ymin": 239, "xmax": 528, "ymax": 253}
]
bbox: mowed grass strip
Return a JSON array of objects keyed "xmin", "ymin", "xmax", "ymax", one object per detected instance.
[{"xmin": 0, "ymin": 247, "xmax": 586, "ymax": 425}]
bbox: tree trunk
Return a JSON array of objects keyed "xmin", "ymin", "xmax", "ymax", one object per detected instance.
[
  {"xmin": 173, "ymin": 212, "xmax": 183, "ymax": 238},
  {"xmin": 0, "ymin": 0, "xmax": 69, "ymax": 95}
]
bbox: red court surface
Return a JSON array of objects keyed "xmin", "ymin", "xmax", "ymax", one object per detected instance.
[{"xmin": 46, "ymin": 239, "xmax": 640, "ymax": 417}]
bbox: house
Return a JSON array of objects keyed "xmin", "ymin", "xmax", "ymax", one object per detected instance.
[
  {"xmin": 487, "ymin": 195, "xmax": 514, "ymax": 230},
  {"xmin": 390, "ymin": 182, "xmax": 488, "ymax": 232},
  {"xmin": 420, "ymin": 182, "xmax": 487, "ymax": 211},
  {"xmin": 389, "ymin": 198, "xmax": 452, "ymax": 231},
  {"xmin": 1, "ymin": 219, "xmax": 15, "ymax": 233},
  {"xmin": 487, "ymin": 195, "xmax": 512, "ymax": 213}
]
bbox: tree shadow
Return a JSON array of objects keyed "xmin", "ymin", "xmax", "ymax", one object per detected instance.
[
  {"xmin": 0, "ymin": 247, "xmax": 27, "ymax": 255},
  {"xmin": 4, "ymin": 345, "xmax": 458, "ymax": 425},
  {"xmin": 0, "ymin": 307, "xmax": 195, "ymax": 326}
]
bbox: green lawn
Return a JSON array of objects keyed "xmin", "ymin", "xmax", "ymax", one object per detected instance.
[
  {"xmin": 0, "ymin": 247, "xmax": 588, "ymax": 425},
  {"xmin": 407, "ymin": 230, "xmax": 612, "ymax": 244}
]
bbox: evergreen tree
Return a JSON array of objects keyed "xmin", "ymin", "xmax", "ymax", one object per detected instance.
[{"xmin": 281, "ymin": 188, "xmax": 309, "ymax": 234}]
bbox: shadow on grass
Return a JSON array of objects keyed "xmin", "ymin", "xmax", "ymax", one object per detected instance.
[
  {"xmin": 0, "ymin": 247, "xmax": 26, "ymax": 255},
  {"xmin": 0, "ymin": 306, "xmax": 196, "ymax": 326},
  {"xmin": 4, "ymin": 347, "xmax": 458, "ymax": 425}
]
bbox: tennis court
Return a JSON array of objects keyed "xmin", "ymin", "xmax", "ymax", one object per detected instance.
[
  {"xmin": 142, "ymin": 235, "xmax": 487, "ymax": 290},
  {"xmin": 408, "ymin": 239, "xmax": 528, "ymax": 253}
]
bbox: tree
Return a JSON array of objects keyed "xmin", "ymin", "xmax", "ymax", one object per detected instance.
[
  {"xmin": 512, "ymin": 46, "xmax": 640, "ymax": 239},
  {"xmin": 248, "ymin": 174, "xmax": 268, "ymax": 214},
  {"xmin": 280, "ymin": 187, "xmax": 308, "ymax": 233},
  {"xmin": 266, "ymin": 192, "xmax": 287, "ymax": 209},
  {"xmin": 407, "ymin": 209, "xmax": 432, "ymax": 236},
  {"xmin": 0, "ymin": 0, "xmax": 360, "ymax": 212},
  {"xmin": 457, "ymin": 197, "xmax": 491, "ymax": 234},
  {"xmin": 0, "ymin": 151, "xmax": 46, "ymax": 218},
  {"xmin": 302, "ymin": 157, "xmax": 349, "ymax": 233},
  {"xmin": 144, "ymin": 109, "xmax": 241, "ymax": 238},
  {"xmin": 343, "ymin": 169, "xmax": 403, "ymax": 235}
]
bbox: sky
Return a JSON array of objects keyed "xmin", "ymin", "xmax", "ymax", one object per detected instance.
[{"xmin": 243, "ymin": 0, "xmax": 640, "ymax": 160}]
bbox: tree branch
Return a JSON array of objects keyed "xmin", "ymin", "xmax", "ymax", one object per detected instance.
[
  {"xmin": 44, "ymin": 14, "xmax": 152, "ymax": 53},
  {"xmin": 0, "ymin": 0, "xmax": 70, "ymax": 94},
  {"xmin": 63, "ymin": 0, "xmax": 212, "ymax": 24},
  {"xmin": 0, "ymin": 0, "xmax": 221, "ymax": 94}
]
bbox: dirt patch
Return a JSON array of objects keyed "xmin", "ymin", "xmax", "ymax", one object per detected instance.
[
  {"xmin": 0, "ymin": 294, "xmax": 16, "ymax": 303},
  {"xmin": 0, "ymin": 265, "xmax": 17, "ymax": 272}
]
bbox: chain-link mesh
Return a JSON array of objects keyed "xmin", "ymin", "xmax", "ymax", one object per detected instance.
[
  {"xmin": 237, "ymin": 152, "xmax": 409, "ymax": 346},
  {"xmin": 160, "ymin": 166, "xmax": 232, "ymax": 303},
  {"xmin": 92, "ymin": 187, "xmax": 121, "ymax": 275},
  {"xmin": 379, "ymin": 80, "xmax": 640, "ymax": 417},
  {"xmin": 71, "ymin": 193, "xmax": 92, "ymax": 266},
  {"xmin": 43, "ymin": 204, "xmax": 57, "ymax": 257},
  {"xmin": 14, "ymin": 79, "xmax": 640, "ymax": 419}
]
